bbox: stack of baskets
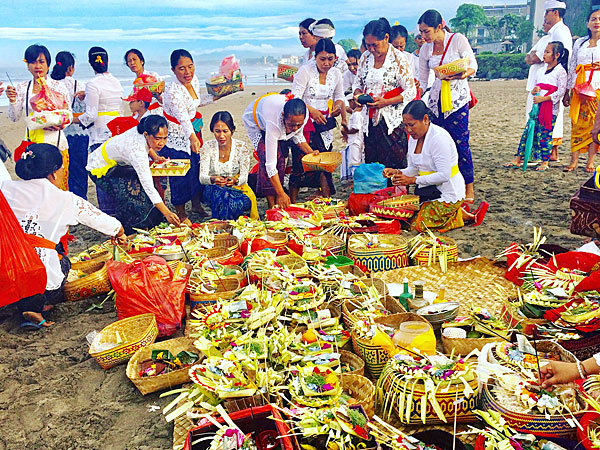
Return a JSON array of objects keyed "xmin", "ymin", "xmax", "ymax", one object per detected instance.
[{"xmin": 348, "ymin": 234, "xmax": 409, "ymax": 274}]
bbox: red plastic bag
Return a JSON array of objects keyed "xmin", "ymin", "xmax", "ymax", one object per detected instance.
[
  {"xmin": 218, "ymin": 250, "xmax": 244, "ymax": 266},
  {"xmin": 29, "ymin": 78, "xmax": 68, "ymax": 112},
  {"xmin": 107, "ymin": 256, "xmax": 188, "ymax": 337},
  {"xmin": 219, "ymin": 55, "xmax": 240, "ymax": 79},
  {"xmin": 0, "ymin": 191, "xmax": 47, "ymax": 306},
  {"xmin": 266, "ymin": 206, "xmax": 315, "ymax": 221}
]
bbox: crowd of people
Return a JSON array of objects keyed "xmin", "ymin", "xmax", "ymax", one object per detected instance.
[{"xmin": 0, "ymin": 1, "xmax": 598, "ymax": 331}]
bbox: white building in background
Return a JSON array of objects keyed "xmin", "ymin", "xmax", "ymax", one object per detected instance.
[
  {"xmin": 279, "ymin": 55, "xmax": 300, "ymax": 65},
  {"xmin": 530, "ymin": 0, "xmax": 547, "ymax": 46}
]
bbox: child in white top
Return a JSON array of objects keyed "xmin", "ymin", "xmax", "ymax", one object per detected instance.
[{"xmin": 341, "ymin": 99, "xmax": 365, "ymax": 181}]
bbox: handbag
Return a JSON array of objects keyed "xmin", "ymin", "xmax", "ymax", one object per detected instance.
[
  {"xmin": 440, "ymin": 34, "xmax": 477, "ymax": 110},
  {"xmin": 574, "ymin": 65, "xmax": 596, "ymax": 101}
]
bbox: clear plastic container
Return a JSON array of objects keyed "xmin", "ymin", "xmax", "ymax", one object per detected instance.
[{"xmin": 393, "ymin": 321, "xmax": 436, "ymax": 354}]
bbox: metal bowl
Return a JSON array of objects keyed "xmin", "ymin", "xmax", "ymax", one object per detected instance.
[
  {"xmin": 155, "ymin": 251, "xmax": 185, "ymax": 261},
  {"xmin": 417, "ymin": 302, "xmax": 460, "ymax": 325}
]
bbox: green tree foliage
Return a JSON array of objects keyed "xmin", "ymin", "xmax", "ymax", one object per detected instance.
[
  {"xmin": 337, "ymin": 39, "xmax": 358, "ymax": 53},
  {"xmin": 477, "ymin": 53, "xmax": 529, "ymax": 79},
  {"xmin": 499, "ymin": 13, "xmax": 521, "ymax": 37},
  {"xmin": 565, "ymin": 0, "xmax": 590, "ymax": 37},
  {"xmin": 406, "ymin": 33, "xmax": 418, "ymax": 53},
  {"xmin": 516, "ymin": 21, "xmax": 534, "ymax": 48},
  {"xmin": 484, "ymin": 17, "xmax": 504, "ymax": 42},
  {"xmin": 450, "ymin": 4, "xmax": 487, "ymax": 37}
]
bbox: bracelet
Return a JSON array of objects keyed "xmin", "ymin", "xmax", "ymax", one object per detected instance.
[{"xmin": 576, "ymin": 360, "xmax": 588, "ymax": 379}]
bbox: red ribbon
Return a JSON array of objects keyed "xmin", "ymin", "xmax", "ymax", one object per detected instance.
[{"xmin": 536, "ymin": 82, "xmax": 558, "ymax": 130}]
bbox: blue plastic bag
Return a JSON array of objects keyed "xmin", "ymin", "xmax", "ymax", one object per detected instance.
[{"xmin": 353, "ymin": 163, "xmax": 387, "ymax": 194}]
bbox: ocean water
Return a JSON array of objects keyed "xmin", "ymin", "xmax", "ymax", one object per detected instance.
[{"xmin": 0, "ymin": 61, "xmax": 290, "ymax": 107}]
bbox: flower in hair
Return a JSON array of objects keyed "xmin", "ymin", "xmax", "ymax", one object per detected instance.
[
  {"xmin": 95, "ymin": 55, "xmax": 104, "ymax": 65},
  {"xmin": 285, "ymin": 92, "xmax": 294, "ymax": 101},
  {"xmin": 57, "ymin": 61, "xmax": 62, "ymax": 66},
  {"xmin": 22, "ymin": 150, "xmax": 34, "ymax": 160}
]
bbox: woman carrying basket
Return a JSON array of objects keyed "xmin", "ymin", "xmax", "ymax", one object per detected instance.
[
  {"xmin": 352, "ymin": 17, "xmax": 417, "ymax": 171},
  {"xmin": 418, "ymin": 9, "xmax": 477, "ymax": 203},
  {"xmin": 242, "ymin": 93, "xmax": 314, "ymax": 209},
  {"xmin": 291, "ymin": 38, "xmax": 347, "ymax": 203},
  {"xmin": 564, "ymin": 9, "xmax": 600, "ymax": 173}
]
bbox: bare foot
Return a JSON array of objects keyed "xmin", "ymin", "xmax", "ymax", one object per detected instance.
[
  {"xmin": 586, "ymin": 164, "xmax": 596, "ymax": 173},
  {"xmin": 22, "ymin": 311, "xmax": 54, "ymax": 327},
  {"xmin": 563, "ymin": 164, "xmax": 577, "ymax": 172}
]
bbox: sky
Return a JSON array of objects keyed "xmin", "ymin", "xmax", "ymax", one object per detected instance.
[{"xmin": 0, "ymin": 0, "xmax": 528, "ymax": 67}]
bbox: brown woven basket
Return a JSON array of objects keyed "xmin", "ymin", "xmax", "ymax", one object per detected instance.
[
  {"xmin": 340, "ymin": 350, "xmax": 365, "ymax": 376},
  {"xmin": 195, "ymin": 236, "xmax": 239, "ymax": 257},
  {"xmin": 264, "ymin": 231, "xmax": 288, "ymax": 247},
  {"xmin": 223, "ymin": 391, "xmax": 272, "ymax": 414},
  {"xmin": 342, "ymin": 295, "xmax": 406, "ymax": 329},
  {"xmin": 340, "ymin": 373, "xmax": 375, "ymax": 417},
  {"xmin": 441, "ymin": 334, "xmax": 505, "ymax": 356},
  {"xmin": 65, "ymin": 261, "xmax": 112, "ymax": 302},
  {"xmin": 71, "ymin": 251, "xmax": 111, "ymax": 271},
  {"xmin": 302, "ymin": 151, "xmax": 342, "ymax": 173},
  {"xmin": 306, "ymin": 234, "xmax": 345, "ymax": 255},
  {"xmin": 202, "ymin": 220, "xmax": 234, "ymax": 235},
  {"xmin": 125, "ymin": 337, "xmax": 200, "ymax": 395},
  {"xmin": 189, "ymin": 278, "xmax": 240, "ymax": 310}
]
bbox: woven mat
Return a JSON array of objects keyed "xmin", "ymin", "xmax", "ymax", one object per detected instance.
[
  {"xmin": 377, "ymin": 257, "xmax": 515, "ymax": 316},
  {"xmin": 172, "ymin": 412, "xmax": 194, "ymax": 450}
]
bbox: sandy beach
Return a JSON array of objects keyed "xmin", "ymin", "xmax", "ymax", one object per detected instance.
[{"xmin": 0, "ymin": 79, "xmax": 595, "ymax": 449}]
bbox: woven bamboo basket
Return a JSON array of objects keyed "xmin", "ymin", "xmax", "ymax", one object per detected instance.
[
  {"xmin": 302, "ymin": 152, "xmax": 342, "ymax": 173},
  {"xmin": 480, "ymin": 382, "xmax": 585, "ymax": 438},
  {"xmin": 340, "ymin": 373, "xmax": 375, "ymax": 418},
  {"xmin": 306, "ymin": 234, "xmax": 345, "ymax": 255},
  {"xmin": 195, "ymin": 236, "xmax": 239, "ymax": 257},
  {"xmin": 277, "ymin": 63, "xmax": 298, "ymax": 82},
  {"xmin": 500, "ymin": 301, "xmax": 548, "ymax": 336},
  {"xmin": 188, "ymin": 264, "xmax": 246, "ymax": 293},
  {"xmin": 205, "ymin": 75, "xmax": 244, "ymax": 100},
  {"xmin": 441, "ymin": 334, "xmax": 504, "ymax": 356},
  {"xmin": 275, "ymin": 254, "xmax": 309, "ymax": 276},
  {"xmin": 65, "ymin": 261, "xmax": 112, "ymax": 302},
  {"xmin": 342, "ymin": 295, "xmax": 406, "ymax": 329},
  {"xmin": 339, "ymin": 350, "xmax": 365, "ymax": 376},
  {"xmin": 199, "ymin": 220, "xmax": 234, "ymax": 238},
  {"xmin": 348, "ymin": 234, "xmax": 410, "ymax": 274},
  {"xmin": 71, "ymin": 251, "xmax": 111, "ymax": 271},
  {"xmin": 378, "ymin": 359, "xmax": 480, "ymax": 425},
  {"xmin": 412, "ymin": 237, "xmax": 459, "ymax": 267},
  {"xmin": 351, "ymin": 313, "xmax": 428, "ymax": 379},
  {"xmin": 189, "ymin": 278, "xmax": 240, "ymax": 310},
  {"xmin": 264, "ymin": 231, "xmax": 288, "ymax": 247},
  {"xmin": 89, "ymin": 313, "xmax": 158, "ymax": 370},
  {"xmin": 370, "ymin": 195, "xmax": 420, "ymax": 220},
  {"xmin": 125, "ymin": 337, "xmax": 200, "ymax": 395},
  {"xmin": 223, "ymin": 391, "xmax": 272, "ymax": 414}
]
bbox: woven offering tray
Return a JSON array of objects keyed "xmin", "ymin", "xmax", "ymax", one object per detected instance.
[
  {"xmin": 370, "ymin": 195, "xmax": 420, "ymax": 220},
  {"xmin": 277, "ymin": 63, "xmax": 298, "ymax": 82},
  {"xmin": 434, "ymin": 57, "xmax": 468, "ymax": 77},
  {"xmin": 302, "ymin": 152, "xmax": 342, "ymax": 173},
  {"xmin": 150, "ymin": 159, "xmax": 190, "ymax": 177}
]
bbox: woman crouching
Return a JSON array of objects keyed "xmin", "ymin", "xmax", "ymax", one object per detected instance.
[{"xmin": 384, "ymin": 100, "xmax": 487, "ymax": 231}]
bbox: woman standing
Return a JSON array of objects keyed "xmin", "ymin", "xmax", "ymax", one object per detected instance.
[
  {"xmin": 352, "ymin": 18, "xmax": 417, "ymax": 170},
  {"xmin": 564, "ymin": 9, "xmax": 600, "ymax": 172},
  {"xmin": 418, "ymin": 9, "xmax": 477, "ymax": 202},
  {"xmin": 200, "ymin": 111, "xmax": 258, "ymax": 220},
  {"xmin": 6, "ymin": 44, "xmax": 72, "ymax": 191},
  {"xmin": 73, "ymin": 47, "xmax": 124, "ymax": 212},
  {"xmin": 50, "ymin": 51, "xmax": 89, "ymax": 199},
  {"xmin": 86, "ymin": 115, "xmax": 180, "ymax": 232},
  {"xmin": 1, "ymin": 143, "xmax": 124, "ymax": 330},
  {"xmin": 291, "ymin": 38, "xmax": 346, "ymax": 203},
  {"xmin": 242, "ymin": 94, "xmax": 312, "ymax": 209},
  {"xmin": 384, "ymin": 101, "xmax": 487, "ymax": 231},
  {"xmin": 299, "ymin": 18, "xmax": 319, "ymax": 65}
]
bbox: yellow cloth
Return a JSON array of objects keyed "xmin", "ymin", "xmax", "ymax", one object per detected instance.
[
  {"xmin": 571, "ymin": 89, "xmax": 600, "ymax": 153},
  {"xmin": 570, "ymin": 64, "xmax": 593, "ymax": 125},
  {"xmin": 440, "ymin": 80, "xmax": 453, "ymax": 113},
  {"xmin": 98, "ymin": 111, "xmax": 119, "ymax": 117},
  {"xmin": 232, "ymin": 183, "xmax": 259, "ymax": 220},
  {"xmin": 252, "ymin": 93, "xmax": 278, "ymax": 129},
  {"xmin": 60, "ymin": 149, "xmax": 69, "ymax": 191},
  {"xmin": 419, "ymin": 164, "xmax": 459, "ymax": 177},
  {"xmin": 89, "ymin": 138, "xmax": 117, "ymax": 178}
]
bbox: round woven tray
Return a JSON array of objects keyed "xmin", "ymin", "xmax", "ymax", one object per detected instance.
[
  {"xmin": 340, "ymin": 373, "xmax": 375, "ymax": 418},
  {"xmin": 302, "ymin": 151, "xmax": 342, "ymax": 173},
  {"xmin": 339, "ymin": 350, "xmax": 365, "ymax": 376},
  {"xmin": 306, "ymin": 234, "xmax": 345, "ymax": 255},
  {"xmin": 441, "ymin": 334, "xmax": 503, "ymax": 356},
  {"xmin": 342, "ymin": 295, "xmax": 406, "ymax": 329},
  {"xmin": 189, "ymin": 278, "xmax": 240, "ymax": 309},
  {"xmin": 125, "ymin": 337, "xmax": 200, "ymax": 395},
  {"xmin": 71, "ymin": 251, "xmax": 111, "ymax": 271},
  {"xmin": 65, "ymin": 261, "xmax": 112, "ymax": 302},
  {"xmin": 370, "ymin": 195, "xmax": 420, "ymax": 220},
  {"xmin": 348, "ymin": 234, "xmax": 410, "ymax": 274},
  {"xmin": 89, "ymin": 313, "xmax": 158, "ymax": 370}
]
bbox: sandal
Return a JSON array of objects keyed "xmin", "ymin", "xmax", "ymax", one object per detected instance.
[
  {"xmin": 536, "ymin": 165, "xmax": 549, "ymax": 171},
  {"xmin": 503, "ymin": 162, "xmax": 520, "ymax": 169},
  {"xmin": 20, "ymin": 319, "xmax": 48, "ymax": 331},
  {"xmin": 472, "ymin": 202, "xmax": 489, "ymax": 227}
]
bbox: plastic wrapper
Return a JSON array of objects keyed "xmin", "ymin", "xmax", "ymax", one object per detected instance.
[
  {"xmin": 133, "ymin": 74, "xmax": 165, "ymax": 94},
  {"xmin": 219, "ymin": 55, "xmax": 240, "ymax": 80},
  {"xmin": 29, "ymin": 78, "xmax": 69, "ymax": 112},
  {"xmin": 0, "ymin": 190, "xmax": 47, "ymax": 307},
  {"xmin": 353, "ymin": 163, "xmax": 387, "ymax": 194},
  {"xmin": 107, "ymin": 256, "xmax": 188, "ymax": 337}
]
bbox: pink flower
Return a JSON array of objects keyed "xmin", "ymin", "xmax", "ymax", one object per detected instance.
[{"xmin": 322, "ymin": 384, "xmax": 333, "ymax": 391}]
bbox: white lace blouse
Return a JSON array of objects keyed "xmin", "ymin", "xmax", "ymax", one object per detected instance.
[
  {"xmin": 0, "ymin": 178, "xmax": 121, "ymax": 290},
  {"xmin": 535, "ymin": 64, "xmax": 568, "ymax": 116},
  {"xmin": 568, "ymin": 37, "xmax": 600, "ymax": 90},
  {"xmin": 85, "ymin": 127, "xmax": 162, "ymax": 204},
  {"xmin": 242, "ymin": 94, "xmax": 308, "ymax": 179},
  {"xmin": 292, "ymin": 60, "xmax": 345, "ymax": 149},
  {"xmin": 8, "ymin": 78, "xmax": 72, "ymax": 151},
  {"xmin": 419, "ymin": 31, "xmax": 477, "ymax": 118},
  {"xmin": 163, "ymin": 75, "xmax": 213, "ymax": 154},
  {"xmin": 352, "ymin": 45, "xmax": 417, "ymax": 135},
  {"xmin": 199, "ymin": 138, "xmax": 251, "ymax": 186},
  {"xmin": 60, "ymin": 76, "xmax": 88, "ymax": 138}
]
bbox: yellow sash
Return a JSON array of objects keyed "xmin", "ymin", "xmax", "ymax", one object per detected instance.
[
  {"xmin": 440, "ymin": 80, "xmax": 452, "ymax": 113},
  {"xmin": 90, "ymin": 138, "xmax": 117, "ymax": 178},
  {"xmin": 420, "ymin": 164, "xmax": 459, "ymax": 177},
  {"xmin": 232, "ymin": 184, "xmax": 259, "ymax": 220},
  {"xmin": 98, "ymin": 111, "xmax": 119, "ymax": 117},
  {"xmin": 570, "ymin": 64, "xmax": 594, "ymax": 124},
  {"xmin": 252, "ymin": 93, "xmax": 278, "ymax": 130}
]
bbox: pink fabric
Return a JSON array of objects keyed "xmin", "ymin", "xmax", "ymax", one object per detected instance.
[{"xmin": 536, "ymin": 82, "xmax": 558, "ymax": 130}]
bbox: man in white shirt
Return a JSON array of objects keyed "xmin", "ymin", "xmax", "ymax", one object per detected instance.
[{"xmin": 525, "ymin": 0, "xmax": 572, "ymax": 162}]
